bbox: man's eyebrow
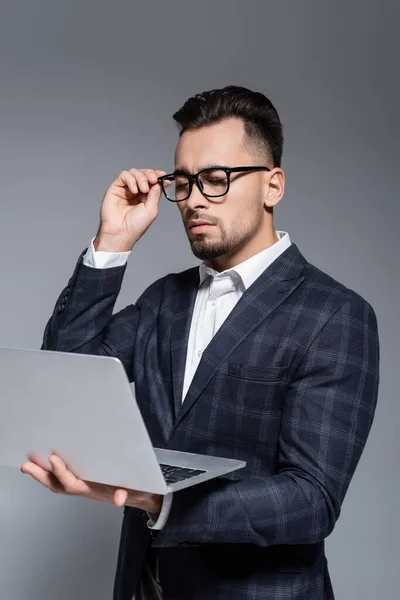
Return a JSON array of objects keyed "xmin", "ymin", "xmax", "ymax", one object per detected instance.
[{"xmin": 173, "ymin": 164, "xmax": 229, "ymax": 175}]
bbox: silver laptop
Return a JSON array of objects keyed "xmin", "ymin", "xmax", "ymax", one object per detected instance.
[{"xmin": 0, "ymin": 346, "xmax": 245, "ymax": 494}]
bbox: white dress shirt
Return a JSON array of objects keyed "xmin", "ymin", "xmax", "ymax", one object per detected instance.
[{"xmin": 83, "ymin": 230, "xmax": 292, "ymax": 529}]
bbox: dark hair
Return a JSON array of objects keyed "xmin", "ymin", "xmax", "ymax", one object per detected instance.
[{"xmin": 172, "ymin": 85, "xmax": 283, "ymax": 168}]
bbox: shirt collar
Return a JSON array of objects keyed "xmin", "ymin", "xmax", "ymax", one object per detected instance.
[{"xmin": 198, "ymin": 231, "xmax": 292, "ymax": 290}]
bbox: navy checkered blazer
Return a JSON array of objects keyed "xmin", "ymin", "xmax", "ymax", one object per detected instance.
[{"xmin": 42, "ymin": 241, "xmax": 380, "ymax": 600}]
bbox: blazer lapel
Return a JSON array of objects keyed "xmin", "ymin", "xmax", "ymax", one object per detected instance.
[
  {"xmin": 171, "ymin": 243, "xmax": 307, "ymax": 431},
  {"xmin": 170, "ymin": 267, "xmax": 200, "ymax": 418}
]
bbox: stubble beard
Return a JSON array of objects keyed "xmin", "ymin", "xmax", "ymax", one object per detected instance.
[{"xmin": 188, "ymin": 205, "xmax": 264, "ymax": 261}]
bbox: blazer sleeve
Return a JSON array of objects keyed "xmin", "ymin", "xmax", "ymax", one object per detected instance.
[
  {"xmin": 156, "ymin": 296, "xmax": 380, "ymax": 546},
  {"xmin": 41, "ymin": 249, "xmax": 165, "ymax": 381}
]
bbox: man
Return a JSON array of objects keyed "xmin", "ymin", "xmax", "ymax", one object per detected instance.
[{"xmin": 21, "ymin": 85, "xmax": 380, "ymax": 599}]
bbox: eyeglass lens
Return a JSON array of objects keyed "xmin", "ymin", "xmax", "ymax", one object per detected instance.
[{"xmin": 165, "ymin": 169, "xmax": 228, "ymax": 201}]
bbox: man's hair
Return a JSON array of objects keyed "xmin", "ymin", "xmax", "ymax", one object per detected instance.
[{"xmin": 172, "ymin": 85, "xmax": 283, "ymax": 168}]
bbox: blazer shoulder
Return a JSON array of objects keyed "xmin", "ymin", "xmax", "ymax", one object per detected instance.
[{"xmin": 301, "ymin": 259, "xmax": 377, "ymax": 317}]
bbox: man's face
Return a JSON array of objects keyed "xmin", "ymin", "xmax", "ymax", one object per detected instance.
[{"xmin": 174, "ymin": 117, "xmax": 270, "ymax": 262}]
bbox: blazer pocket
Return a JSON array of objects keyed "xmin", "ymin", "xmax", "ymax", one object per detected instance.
[{"xmin": 227, "ymin": 362, "xmax": 288, "ymax": 383}]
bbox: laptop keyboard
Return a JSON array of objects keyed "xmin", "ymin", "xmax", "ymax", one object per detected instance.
[{"xmin": 159, "ymin": 463, "xmax": 207, "ymax": 485}]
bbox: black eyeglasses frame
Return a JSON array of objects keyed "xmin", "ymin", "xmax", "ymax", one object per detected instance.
[{"xmin": 157, "ymin": 166, "xmax": 271, "ymax": 202}]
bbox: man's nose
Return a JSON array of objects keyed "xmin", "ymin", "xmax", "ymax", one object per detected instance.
[{"xmin": 184, "ymin": 181, "xmax": 210, "ymax": 211}]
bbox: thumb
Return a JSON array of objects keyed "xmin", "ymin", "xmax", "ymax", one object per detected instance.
[{"xmin": 145, "ymin": 178, "xmax": 163, "ymax": 216}]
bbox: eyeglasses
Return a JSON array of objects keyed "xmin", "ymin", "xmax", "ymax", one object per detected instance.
[{"xmin": 157, "ymin": 166, "xmax": 271, "ymax": 202}]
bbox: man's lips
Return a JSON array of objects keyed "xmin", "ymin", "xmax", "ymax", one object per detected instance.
[{"xmin": 187, "ymin": 219, "xmax": 216, "ymax": 231}]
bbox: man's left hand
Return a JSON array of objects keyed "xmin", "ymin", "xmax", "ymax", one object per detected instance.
[{"xmin": 21, "ymin": 454, "xmax": 163, "ymax": 514}]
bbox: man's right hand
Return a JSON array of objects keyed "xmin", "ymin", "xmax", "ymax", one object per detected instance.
[{"xmin": 93, "ymin": 168, "xmax": 169, "ymax": 252}]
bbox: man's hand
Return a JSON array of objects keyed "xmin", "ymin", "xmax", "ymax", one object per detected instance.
[
  {"xmin": 21, "ymin": 454, "xmax": 163, "ymax": 515},
  {"xmin": 94, "ymin": 168, "xmax": 170, "ymax": 253}
]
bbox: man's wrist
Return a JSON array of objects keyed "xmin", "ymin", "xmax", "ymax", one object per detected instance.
[
  {"xmin": 146, "ymin": 493, "xmax": 174, "ymax": 530},
  {"xmin": 147, "ymin": 510, "xmax": 161, "ymax": 521},
  {"xmin": 145, "ymin": 494, "xmax": 163, "ymax": 516},
  {"xmin": 93, "ymin": 232, "xmax": 135, "ymax": 253},
  {"xmin": 83, "ymin": 237, "xmax": 131, "ymax": 269},
  {"xmin": 127, "ymin": 493, "xmax": 162, "ymax": 516}
]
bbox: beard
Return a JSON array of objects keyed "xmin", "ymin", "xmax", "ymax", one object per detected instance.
[{"xmin": 188, "ymin": 204, "xmax": 264, "ymax": 261}]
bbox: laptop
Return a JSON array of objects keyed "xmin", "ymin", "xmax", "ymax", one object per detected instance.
[{"xmin": 0, "ymin": 346, "xmax": 245, "ymax": 494}]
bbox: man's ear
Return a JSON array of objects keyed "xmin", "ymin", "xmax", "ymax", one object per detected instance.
[{"xmin": 263, "ymin": 168, "xmax": 285, "ymax": 209}]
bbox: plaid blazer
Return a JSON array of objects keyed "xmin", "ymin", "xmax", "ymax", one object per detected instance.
[{"xmin": 42, "ymin": 242, "xmax": 380, "ymax": 600}]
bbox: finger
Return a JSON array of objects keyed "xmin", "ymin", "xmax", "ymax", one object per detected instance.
[
  {"xmin": 147, "ymin": 169, "xmax": 169, "ymax": 185},
  {"xmin": 129, "ymin": 169, "xmax": 167, "ymax": 191},
  {"xmin": 144, "ymin": 177, "xmax": 163, "ymax": 214},
  {"xmin": 113, "ymin": 488, "xmax": 129, "ymax": 507},
  {"xmin": 26, "ymin": 452, "xmax": 52, "ymax": 472},
  {"xmin": 128, "ymin": 168, "xmax": 150, "ymax": 194},
  {"xmin": 21, "ymin": 461, "xmax": 64, "ymax": 493},
  {"xmin": 155, "ymin": 170, "xmax": 173, "ymax": 189},
  {"xmin": 49, "ymin": 455, "xmax": 89, "ymax": 495},
  {"xmin": 137, "ymin": 169, "xmax": 166, "ymax": 178},
  {"xmin": 139, "ymin": 169, "xmax": 163, "ymax": 185},
  {"xmin": 116, "ymin": 170, "xmax": 138, "ymax": 195}
]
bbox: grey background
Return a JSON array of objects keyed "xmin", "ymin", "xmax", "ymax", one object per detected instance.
[{"xmin": 0, "ymin": 1, "xmax": 398, "ymax": 598}]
